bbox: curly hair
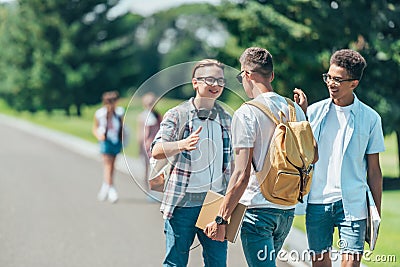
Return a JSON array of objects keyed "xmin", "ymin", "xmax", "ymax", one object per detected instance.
[
  {"xmin": 239, "ymin": 47, "xmax": 273, "ymax": 76},
  {"xmin": 330, "ymin": 49, "xmax": 367, "ymax": 80}
]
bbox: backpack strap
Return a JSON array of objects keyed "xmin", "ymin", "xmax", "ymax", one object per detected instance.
[
  {"xmin": 163, "ymin": 102, "xmax": 189, "ymax": 185},
  {"xmin": 177, "ymin": 111, "xmax": 187, "ymax": 140},
  {"xmin": 244, "ymin": 100, "xmax": 275, "ymax": 183},
  {"xmin": 245, "ymin": 100, "xmax": 280, "ymax": 125},
  {"xmin": 117, "ymin": 113, "xmax": 123, "ymax": 141},
  {"xmin": 284, "ymin": 97, "xmax": 297, "ymax": 122},
  {"xmin": 176, "ymin": 101, "xmax": 190, "ymax": 140}
]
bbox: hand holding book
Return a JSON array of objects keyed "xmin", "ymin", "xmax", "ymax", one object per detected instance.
[
  {"xmin": 204, "ymin": 221, "xmax": 226, "ymax": 242},
  {"xmin": 366, "ymin": 190, "xmax": 381, "ymax": 251},
  {"xmin": 195, "ymin": 190, "xmax": 247, "ymax": 243}
]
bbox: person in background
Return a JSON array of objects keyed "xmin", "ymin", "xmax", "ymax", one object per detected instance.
[
  {"xmin": 151, "ymin": 59, "xmax": 233, "ymax": 267},
  {"xmin": 137, "ymin": 92, "xmax": 162, "ymax": 191},
  {"xmin": 92, "ymin": 91, "xmax": 125, "ymax": 203}
]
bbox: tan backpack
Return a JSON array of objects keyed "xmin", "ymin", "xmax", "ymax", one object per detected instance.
[{"xmin": 246, "ymin": 98, "xmax": 317, "ymax": 206}]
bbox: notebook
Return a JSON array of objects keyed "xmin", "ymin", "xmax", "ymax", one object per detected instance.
[
  {"xmin": 365, "ymin": 190, "xmax": 381, "ymax": 251},
  {"xmin": 195, "ymin": 190, "xmax": 247, "ymax": 243}
]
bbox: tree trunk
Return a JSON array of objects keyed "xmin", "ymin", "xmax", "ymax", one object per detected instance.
[
  {"xmin": 64, "ymin": 107, "xmax": 70, "ymax": 117},
  {"xmin": 396, "ymin": 130, "xmax": 400, "ymax": 178},
  {"xmin": 76, "ymin": 104, "xmax": 82, "ymax": 117}
]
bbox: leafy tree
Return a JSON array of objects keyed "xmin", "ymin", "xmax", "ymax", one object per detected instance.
[
  {"xmin": 0, "ymin": 0, "xmax": 144, "ymax": 115},
  {"xmin": 133, "ymin": 4, "xmax": 232, "ymax": 100},
  {"xmin": 294, "ymin": 0, "xmax": 400, "ymax": 174},
  {"xmin": 217, "ymin": 0, "xmax": 400, "ymax": 175},
  {"xmin": 216, "ymin": 0, "xmax": 332, "ymax": 101}
]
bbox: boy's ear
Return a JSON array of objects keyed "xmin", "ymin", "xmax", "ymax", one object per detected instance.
[
  {"xmin": 192, "ymin": 78, "xmax": 199, "ymax": 91},
  {"xmin": 350, "ymin": 80, "xmax": 359, "ymax": 90}
]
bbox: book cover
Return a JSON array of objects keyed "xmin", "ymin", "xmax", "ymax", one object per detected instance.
[{"xmin": 195, "ymin": 190, "xmax": 247, "ymax": 243}]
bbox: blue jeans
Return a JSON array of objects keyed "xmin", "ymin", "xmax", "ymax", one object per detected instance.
[
  {"xmin": 163, "ymin": 205, "xmax": 227, "ymax": 267},
  {"xmin": 240, "ymin": 208, "xmax": 294, "ymax": 267},
  {"xmin": 306, "ymin": 200, "xmax": 367, "ymax": 254}
]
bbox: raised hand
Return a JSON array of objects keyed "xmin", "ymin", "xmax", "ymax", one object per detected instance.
[
  {"xmin": 293, "ymin": 88, "xmax": 308, "ymax": 115},
  {"xmin": 179, "ymin": 126, "xmax": 202, "ymax": 151}
]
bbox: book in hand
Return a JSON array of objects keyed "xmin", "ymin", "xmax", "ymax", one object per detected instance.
[
  {"xmin": 195, "ymin": 190, "xmax": 247, "ymax": 243},
  {"xmin": 365, "ymin": 190, "xmax": 381, "ymax": 251}
]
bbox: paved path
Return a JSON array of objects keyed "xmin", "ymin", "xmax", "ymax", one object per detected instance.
[
  {"xmin": 0, "ymin": 114, "xmax": 325, "ymax": 267},
  {"xmin": 0, "ymin": 115, "xmax": 251, "ymax": 267}
]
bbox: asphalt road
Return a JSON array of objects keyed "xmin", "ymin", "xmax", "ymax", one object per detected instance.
[{"xmin": 0, "ymin": 116, "xmax": 256, "ymax": 267}]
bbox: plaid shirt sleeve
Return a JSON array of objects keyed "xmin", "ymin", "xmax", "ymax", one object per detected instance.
[
  {"xmin": 151, "ymin": 109, "xmax": 179, "ymax": 151},
  {"xmin": 154, "ymin": 102, "xmax": 192, "ymax": 219}
]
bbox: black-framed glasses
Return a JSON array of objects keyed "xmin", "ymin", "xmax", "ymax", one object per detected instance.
[
  {"xmin": 195, "ymin": 76, "xmax": 226, "ymax": 87},
  {"xmin": 322, "ymin": 73, "xmax": 357, "ymax": 85},
  {"xmin": 236, "ymin": 70, "xmax": 251, "ymax": 84}
]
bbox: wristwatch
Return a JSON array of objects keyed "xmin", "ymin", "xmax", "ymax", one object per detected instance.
[{"xmin": 215, "ymin": 215, "xmax": 228, "ymax": 225}]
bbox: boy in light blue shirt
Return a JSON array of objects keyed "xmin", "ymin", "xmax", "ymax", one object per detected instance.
[{"xmin": 303, "ymin": 49, "xmax": 385, "ymax": 267}]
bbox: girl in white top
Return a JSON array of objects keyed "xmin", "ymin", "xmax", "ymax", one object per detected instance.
[{"xmin": 92, "ymin": 91, "xmax": 125, "ymax": 203}]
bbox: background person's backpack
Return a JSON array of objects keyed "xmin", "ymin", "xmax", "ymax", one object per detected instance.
[
  {"xmin": 148, "ymin": 102, "xmax": 189, "ymax": 192},
  {"xmin": 245, "ymin": 98, "xmax": 317, "ymax": 206}
]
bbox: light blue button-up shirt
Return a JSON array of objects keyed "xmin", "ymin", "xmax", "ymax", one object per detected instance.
[{"xmin": 306, "ymin": 94, "xmax": 385, "ymax": 221}]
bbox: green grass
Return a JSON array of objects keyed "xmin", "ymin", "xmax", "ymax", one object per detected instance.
[
  {"xmin": 370, "ymin": 191, "xmax": 400, "ymax": 266},
  {"xmin": 0, "ymin": 97, "xmax": 183, "ymax": 158},
  {"xmin": 0, "ymin": 99, "xmax": 99, "ymax": 142},
  {"xmin": 380, "ymin": 133, "xmax": 399, "ymax": 178}
]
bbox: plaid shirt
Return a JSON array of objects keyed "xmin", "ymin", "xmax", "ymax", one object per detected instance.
[{"xmin": 151, "ymin": 98, "xmax": 233, "ymax": 219}]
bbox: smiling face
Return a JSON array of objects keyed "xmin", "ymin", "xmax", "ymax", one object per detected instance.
[
  {"xmin": 192, "ymin": 65, "xmax": 224, "ymax": 101},
  {"xmin": 326, "ymin": 64, "xmax": 359, "ymax": 106}
]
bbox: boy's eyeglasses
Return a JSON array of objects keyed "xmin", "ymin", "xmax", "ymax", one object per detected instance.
[
  {"xmin": 196, "ymin": 77, "xmax": 226, "ymax": 87},
  {"xmin": 236, "ymin": 70, "xmax": 252, "ymax": 84},
  {"xmin": 236, "ymin": 70, "xmax": 258, "ymax": 84},
  {"xmin": 322, "ymin": 73, "xmax": 357, "ymax": 85}
]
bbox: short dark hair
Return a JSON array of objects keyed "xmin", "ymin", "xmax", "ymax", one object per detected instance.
[
  {"xmin": 330, "ymin": 49, "xmax": 367, "ymax": 80},
  {"xmin": 192, "ymin": 59, "xmax": 224, "ymax": 78},
  {"xmin": 239, "ymin": 47, "xmax": 273, "ymax": 76}
]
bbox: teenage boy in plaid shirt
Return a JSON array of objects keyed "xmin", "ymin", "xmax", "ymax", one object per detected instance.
[{"xmin": 151, "ymin": 59, "xmax": 233, "ymax": 267}]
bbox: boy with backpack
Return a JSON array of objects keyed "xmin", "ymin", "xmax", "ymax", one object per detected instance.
[{"xmin": 204, "ymin": 47, "xmax": 316, "ymax": 266}]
